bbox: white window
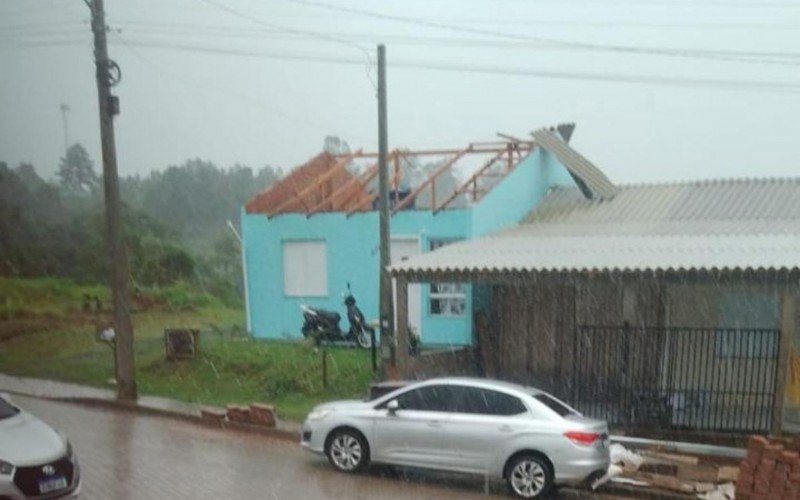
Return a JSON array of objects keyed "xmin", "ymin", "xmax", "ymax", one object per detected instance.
[
  {"xmin": 429, "ymin": 239, "xmax": 467, "ymax": 316},
  {"xmin": 283, "ymin": 241, "xmax": 327, "ymax": 296}
]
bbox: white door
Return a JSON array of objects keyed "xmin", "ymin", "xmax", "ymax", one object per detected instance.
[{"xmin": 390, "ymin": 238, "xmax": 422, "ymax": 339}]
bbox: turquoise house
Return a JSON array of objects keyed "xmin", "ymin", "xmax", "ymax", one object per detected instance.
[{"xmin": 241, "ymin": 125, "xmax": 587, "ymax": 346}]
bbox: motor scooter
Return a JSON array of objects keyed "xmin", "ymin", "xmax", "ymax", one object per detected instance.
[{"xmin": 300, "ymin": 284, "xmax": 373, "ymax": 349}]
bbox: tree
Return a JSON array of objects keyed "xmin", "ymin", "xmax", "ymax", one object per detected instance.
[{"xmin": 58, "ymin": 143, "xmax": 99, "ymax": 193}]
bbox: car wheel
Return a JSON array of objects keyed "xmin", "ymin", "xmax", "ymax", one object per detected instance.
[
  {"xmin": 326, "ymin": 429, "xmax": 369, "ymax": 472},
  {"xmin": 506, "ymin": 454, "xmax": 552, "ymax": 498}
]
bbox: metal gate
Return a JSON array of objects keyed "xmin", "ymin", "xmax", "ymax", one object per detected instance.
[{"xmin": 570, "ymin": 325, "xmax": 780, "ymax": 433}]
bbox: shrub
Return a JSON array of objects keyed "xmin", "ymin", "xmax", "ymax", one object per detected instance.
[{"xmin": 149, "ymin": 281, "xmax": 217, "ymax": 310}]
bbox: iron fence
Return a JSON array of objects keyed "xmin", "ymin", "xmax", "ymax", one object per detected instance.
[{"xmin": 570, "ymin": 325, "xmax": 780, "ymax": 433}]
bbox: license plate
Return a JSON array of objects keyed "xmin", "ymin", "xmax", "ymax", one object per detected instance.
[{"xmin": 38, "ymin": 476, "xmax": 68, "ymax": 494}]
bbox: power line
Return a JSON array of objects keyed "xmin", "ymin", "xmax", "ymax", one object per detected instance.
[
  {"xmin": 0, "ymin": 36, "xmax": 89, "ymax": 48},
  {"xmin": 192, "ymin": 0, "xmax": 377, "ymax": 89},
  {"xmin": 95, "ymin": 18, "xmax": 800, "ymax": 32},
  {"xmin": 0, "ymin": 1, "xmax": 75, "ymax": 17},
  {"xmin": 97, "ymin": 25, "xmax": 800, "ymax": 63},
  {"xmin": 281, "ymin": 0, "xmax": 800, "ymax": 66},
  {"xmin": 94, "ymin": 39, "xmax": 800, "ymax": 94},
  {"xmin": 109, "ymin": 32, "xmax": 373, "ymax": 144},
  {"xmin": 0, "ymin": 20, "xmax": 88, "ymax": 31},
  {"xmin": 4, "ymin": 14, "xmax": 798, "ymax": 92},
  {"xmin": 113, "ymin": 18, "xmax": 800, "ymax": 31},
  {"xmin": 7, "ymin": 18, "xmax": 799, "ymax": 65},
  {"xmin": 7, "ymin": 21, "xmax": 795, "ymax": 67}
]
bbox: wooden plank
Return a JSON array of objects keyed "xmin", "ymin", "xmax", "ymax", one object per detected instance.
[
  {"xmin": 631, "ymin": 472, "xmax": 695, "ymax": 494},
  {"xmin": 717, "ymin": 466, "xmax": 740, "ymax": 483},
  {"xmin": 676, "ymin": 464, "xmax": 719, "ymax": 482},
  {"xmin": 496, "ymin": 132, "xmax": 527, "ymax": 143}
]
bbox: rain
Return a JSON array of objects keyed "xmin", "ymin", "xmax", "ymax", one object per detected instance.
[{"xmin": 2, "ymin": 0, "xmax": 800, "ymax": 499}]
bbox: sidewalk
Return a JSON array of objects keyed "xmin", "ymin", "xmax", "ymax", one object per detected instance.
[{"xmin": 0, "ymin": 373, "xmax": 302, "ymax": 440}]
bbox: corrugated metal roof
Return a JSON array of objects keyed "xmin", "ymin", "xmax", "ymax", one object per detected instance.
[
  {"xmin": 523, "ymin": 178, "xmax": 800, "ymax": 234},
  {"xmin": 389, "ymin": 233, "xmax": 800, "ymax": 274},
  {"xmin": 390, "ymin": 177, "xmax": 800, "ymax": 275},
  {"xmin": 532, "ymin": 128, "xmax": 617, "ymax": 200}
]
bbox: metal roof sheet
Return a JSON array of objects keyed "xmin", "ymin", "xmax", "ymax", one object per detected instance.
[
  {"xmin": 525, "ymin": 178, "xmax": 800, "ymax": 232},
  {"xmin": 532, "ymin": 128, "xmax": 617, "ymax": 200},
  {"xmin": 389, "ymin": 233, "xmax": 800, "ymax": 274},
  {"xmin": 390, "ymin": 177, "xmax": 800, "ymax": 275}
]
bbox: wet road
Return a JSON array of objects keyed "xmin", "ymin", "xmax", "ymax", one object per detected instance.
[{"xmin": 12, "ymin": 396, "xmax": 613, "ymax": 499}]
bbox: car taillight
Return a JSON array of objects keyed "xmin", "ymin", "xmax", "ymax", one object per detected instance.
[{"xmin": 564, "ymin": 431, "xmax": 601, "ymax": 446}]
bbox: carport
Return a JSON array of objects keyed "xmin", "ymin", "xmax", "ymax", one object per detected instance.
[{"xmin": 389, "ymin": 178, "xmax": 800, "ymax": 435}]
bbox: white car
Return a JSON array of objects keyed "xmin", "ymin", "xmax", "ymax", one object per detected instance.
[
  {"xmin": 0, "ymin": 394, "xmax": 80, "ymax": 499},
  {"xmin": 301, "ymin": 377, "xmax": 610, "ymax": 498}
]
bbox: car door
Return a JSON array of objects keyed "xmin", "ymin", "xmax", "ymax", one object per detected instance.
[
  {"xmin": 370, "ymin": 385, "xmax": 453, "ymax": 468},
  {"xmin": 441, "ymin": 386, "xmax": 530, "ymax": 472}
]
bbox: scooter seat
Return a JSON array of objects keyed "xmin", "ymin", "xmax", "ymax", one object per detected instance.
[{"xmin": 315, "ymin": 309, "xmax": 341, "ymax": 323}]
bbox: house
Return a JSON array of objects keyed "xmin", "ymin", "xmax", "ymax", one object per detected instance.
[
  {"xmin": 241, "ymin": 124, "xmax": 598, "ymax": 345},
  {"xmin": 390, "ymin": 143, "xmax": 800, "ymax": 436}
]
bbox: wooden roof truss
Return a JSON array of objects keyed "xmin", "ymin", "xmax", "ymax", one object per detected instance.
[{"xmin": 281, "ymin": 138, "xmax": 534, "ymax": 218}]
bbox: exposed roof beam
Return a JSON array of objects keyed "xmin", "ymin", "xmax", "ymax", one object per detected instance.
[
  {"xmin": 392, "ymin": 148, "xmax": 471, "ymax": 214},
  {"xmin": 346, "ymin": 192, "xmax": 378, "ymax": 216},
  {"xmin": 333, "ymin": 145, "xmax": 531, "ymax": 159},
  {"xmin": 270, "ymin": 150, "xmax": 361, "ymax": 215},
  {"xmin": 435, "ymin": 148, "xmax": 508, "ymax": 213},
  {"xmin": 496, "ymin": 132, "xmax": 527, "ymax": 143},
  {"xmin": 307, "ymin": 160, "xmax": 378, "ymax": 216}
]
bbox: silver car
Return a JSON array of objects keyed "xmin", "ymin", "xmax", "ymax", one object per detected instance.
[
  {"xmin": 0, "ymin": 394, "xmax": 80, "ymax": 500},
  {"xmin": 301, "ymin": 377, "xmax": 609, "ymax": 498}
]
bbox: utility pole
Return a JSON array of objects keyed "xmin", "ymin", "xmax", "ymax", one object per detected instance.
[
  {"xmin": 377, "ymin": 44, "xmax": 395, "ymax": 378},
  {"xmin": 59, "ymin": 103, "xmax": 70, "ymax": 154},
  {"xmin": 86, "ymin": 0, "xmax": 137, "ymax": 401}
]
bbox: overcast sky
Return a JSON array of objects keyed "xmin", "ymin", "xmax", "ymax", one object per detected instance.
[{"xmin": 1, "ymin": 0, "xmax": 799, "ymax": 184}]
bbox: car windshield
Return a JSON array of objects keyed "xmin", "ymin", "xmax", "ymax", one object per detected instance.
[
  {"xmin": 533, "ymin": 393, "xmax": 578, "ymax": 418},
  {"xmin": 0, "ymin": 398, "xmax": 20, "ymax": 420}
]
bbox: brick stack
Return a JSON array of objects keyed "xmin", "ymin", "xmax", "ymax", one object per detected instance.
[
  {"xmin": 249, "ymin": 403, "xmax": 276, "ymax": 427},
  {"xmin": 737, "ymin": 435, "xmax": 800, "ymax": 499},
  {"xmin": 226, "ymin": 404, "xmax": 252, "ymax": 424}
]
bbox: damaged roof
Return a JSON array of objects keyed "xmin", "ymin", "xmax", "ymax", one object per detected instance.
[
  {"xmin": 390, "ymin": 177, "xmax": 800, "ymax": 276},
  {"xmin": 245, "ymin": 152, "xmax": 369, "ymax": 215},
  {"xmin": 532, "ymin": 128, "xmax": 616, "ymax": 200},
  {"xmin": 244, "ymin": 123, "xmax": 595, "ymax": 217}
]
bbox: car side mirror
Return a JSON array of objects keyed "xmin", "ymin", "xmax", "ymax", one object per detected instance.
[{"xmin": 387, "ymin": 399, "xmax": 399, "ymax": 415}]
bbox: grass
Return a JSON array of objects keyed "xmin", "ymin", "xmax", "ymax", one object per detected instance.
[
  {"xmin": 0, "ymin": 277, "xmax": 109, "ymax": 319},
  {"xmin": 0, "ymin": 278, "xmax": 375, "ymax": 421}
]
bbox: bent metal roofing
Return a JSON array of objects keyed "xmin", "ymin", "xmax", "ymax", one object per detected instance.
[{"xmin": 389, "ymin": 177, "xmax": 800, "ymax": 276}]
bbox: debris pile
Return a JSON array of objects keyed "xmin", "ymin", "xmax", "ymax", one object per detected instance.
[
  {"xmin": 736, "ymin": 435, "xmax": 800, "ymax": 499},
  {"xmin": 200, "ymin": 403, "xmax": 277, "ymax": 429},
  {"xmin": 593, "ymin": 443, "xmax": 737, "ymax": 499}
]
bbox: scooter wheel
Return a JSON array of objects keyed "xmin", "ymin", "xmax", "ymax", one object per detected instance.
[{"xmin": 356, "ymin": 329, "xmax": 372, "ymax": 349}]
